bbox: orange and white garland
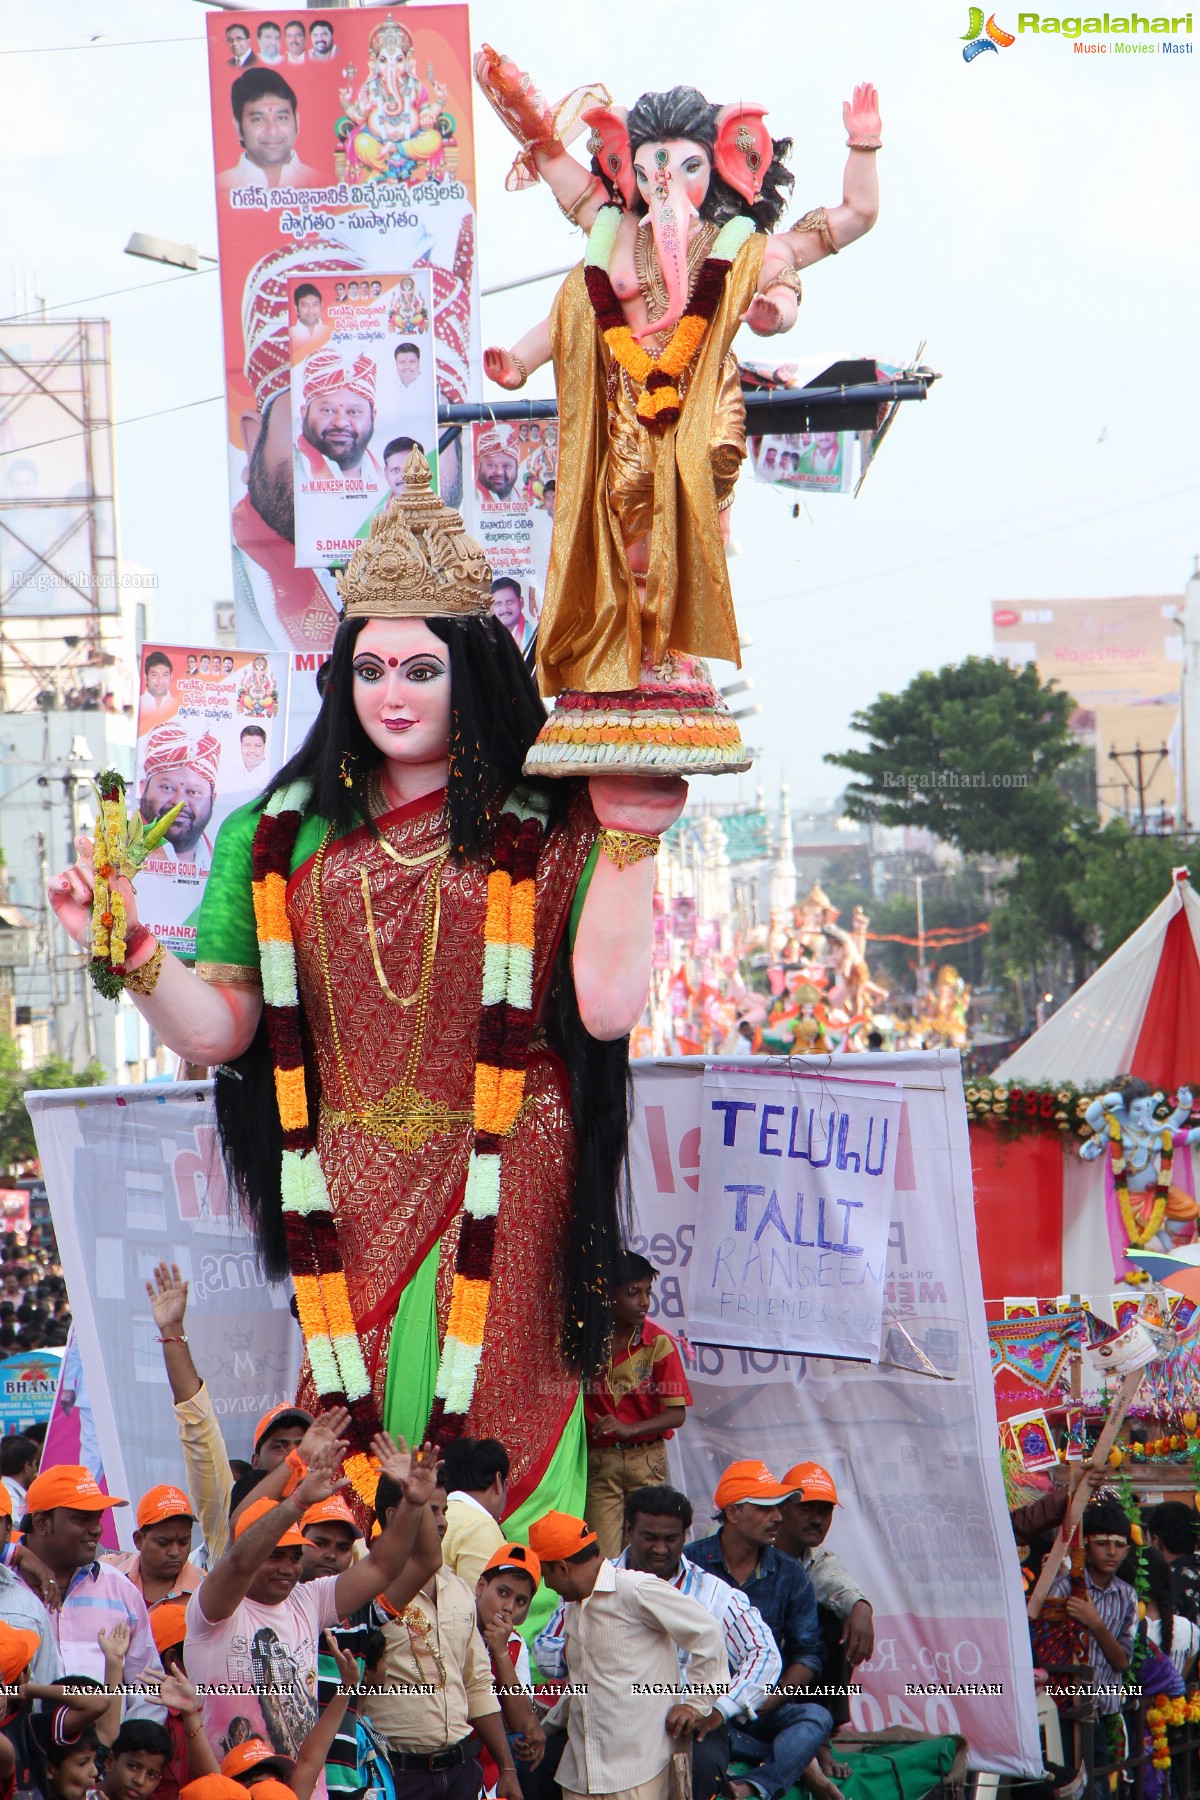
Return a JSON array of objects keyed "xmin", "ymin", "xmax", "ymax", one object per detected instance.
[
  {"xmin": 427, "ymin": 787, "xmax": 549, "ymax": 1436},
  {"xmin": 1146, "ymin": 1694, "xmax": 1200, "ymax": 1769},
  {"xmin": 583, "ymin": 205, "xmax": 755, "ymax": 432}
]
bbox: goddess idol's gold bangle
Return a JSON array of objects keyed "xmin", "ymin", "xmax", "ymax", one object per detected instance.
[
  {"xmin": 598, "ymin": 829, "xmax": 661, "ymax": 870},
  {"xmin": 123, "ymin": 941, "xmax": 165, "ymax": 996}
]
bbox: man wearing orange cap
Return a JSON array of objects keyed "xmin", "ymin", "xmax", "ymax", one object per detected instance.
[
  {"xmin": 0, "ymin": 1477, "xmax": 60, "ymax": 1684},
  {"xmin": 296, "ymin": 1496, "xmax": 376, "ymax": 1800},
  {"xmin": 776, "ymin": 1463, "xmax": 873, "ymax": 1715},
  {"xmin": 107, "ymin": 1487, "xmax": 204, "ymax": 1609},
  {"xmin": 527, "ymin": 1510, "xmax": 729, "ymax": 1800},
  {"xmin": 184, "ymin": 1436, "xmax": 437, "ymax": 1772},
  {"xmin": 24, "ymin": 1465, "xmax": 165, "ymax": 1720},
  {"xmin": 686, "ymin": 1464, "xmax": 833, "ymax": 1800}
]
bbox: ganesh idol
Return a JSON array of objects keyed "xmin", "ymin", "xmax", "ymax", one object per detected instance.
[
  {"xmin": 49, "ymin": 451, "xmax": 685, "ymax": 1516},
  {"xmin": 338, "ymin": 15, "xmax": 450, "ymax": 184},
  {"xmin": 474, "ymin": 47, "xmax": 881, "ymax": 777}
]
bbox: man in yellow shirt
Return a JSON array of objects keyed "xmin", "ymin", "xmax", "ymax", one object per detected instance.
[{"xmin": 439, "ymin": 1439, "xmax": 508, "ymax": 1592}]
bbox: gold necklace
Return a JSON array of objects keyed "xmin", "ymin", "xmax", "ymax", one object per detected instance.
[
  {"xmin": 312, "ymin": 825, "xmax": 473, "ymax": 1154},
  {"xmin": 367, "ymin": 771, "xmax": 451, "ymax": 868},
  {"xmin": 360, "ymin": 862, "xmax": 444, "ymax": 1007},
  {"xmin": 635, "ymin": 218, "xmax": 719, "ymax": 323}
]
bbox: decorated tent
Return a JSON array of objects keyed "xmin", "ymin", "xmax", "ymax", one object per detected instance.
[{"xmin": 971, "ymin": 869, "xmax": 1200, "ymax": 1303}]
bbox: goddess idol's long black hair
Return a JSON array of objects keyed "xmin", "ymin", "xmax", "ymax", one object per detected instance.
[{"xmin": 214, "ymin": 613, "xmax": 630, "ymax": 1377}]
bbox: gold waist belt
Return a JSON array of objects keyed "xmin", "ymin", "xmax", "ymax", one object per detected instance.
[{"xmin": 320, "ymin": 1082, "xmax": 548, "ymax": 1155}]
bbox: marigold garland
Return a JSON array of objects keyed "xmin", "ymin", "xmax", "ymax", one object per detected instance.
[
  {"xmin": 426, "ymin": 788, "xmax": 550, "ymax": 1438},
  {"xmin": 1108, "ymin": 1109, "xmax": 1173, "ymax": 1249},
  {"xmin": 964, "ymin": 1078, "xmax": 1200, "ymax": 1142},
  {"xmin": 250, "ymin": 780, "xmax": 554, "ymax": 1481},
  {"xmin": 583, "ymin": 205, "xmax": 756, "ymax": 433}
]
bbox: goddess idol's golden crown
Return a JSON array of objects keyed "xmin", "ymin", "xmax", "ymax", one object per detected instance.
[{"xmin": 336, "ymin": 448, "xmax": 492, "ymax": 620}]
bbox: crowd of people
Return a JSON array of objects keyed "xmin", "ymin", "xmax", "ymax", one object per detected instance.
[{"xmin": 0, "ymin": 1240, "xmax": 875, "ymax": 1800}]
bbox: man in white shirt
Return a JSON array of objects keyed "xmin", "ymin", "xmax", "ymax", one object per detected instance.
[
  {"xmin": 528, "ymin": 1509, "xmax": 729, "ymax": 1800},
  {"xmin": 538, "ymin": 1487, "xmax": 781, "ymax": 1800},
  {"xmin": 218, "ymin": 69, "xmax": 319, "ymax": 193}
]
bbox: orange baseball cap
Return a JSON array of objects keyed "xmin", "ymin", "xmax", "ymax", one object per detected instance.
[
  {"xmin": 713, "ymin": 1460, "xmax": 793, "ymax": 1510},
  {"xmin": 182, "ymin": 1780, "xmax": 250, "ymax": 1800},
  {"xmin": 137, "ymin": 1485, "xmax": 197, "ymax": 1530},
  {"xmin": 250, "ymin": 1782, "xmax": 300, "ymax": 1800},
  {"xmin": 233, "ymin": 1497, "xmax": 306, "ymax": 1548},
  {"xmin": 0, "ymin": 1481, "xmax": 11, "ymax": 1520},
  {"xmin": 26, "ymin": 1465, "xmax": 126, "ymax": 1514},
  {"xmin": 150, "ymin": 1601, "xmax": 189, "ymax": 1658},
  {"xmin": 481, "ymin": 1541, "xmax": 542, "ymax": 1588},
  {"xmin": 0, "ymin": 1621, "xmax": 41, "ymax": 1684},
  {"xmin": 221, "ymin": 1741, "xmax": 296, "ymax": 1782},
  {"xmin": 781, "ymin": 1462, "xmax": 842, "ymax": 1506},
  {"xmin": 300, "ymin": 1495, "xmax": 362, "ymax": 1539},
  {"xmin": 253, "ymin": 1403, "xmax": 312, "ymax": 1452},
  {"xmin": 528, "ymin": 1511, "xmax": 598, "ymax": 1562}
]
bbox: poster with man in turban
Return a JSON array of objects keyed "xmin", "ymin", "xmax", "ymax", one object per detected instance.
[
  {"xmin": 288, "ymin": 268, "xmax": 438, "ymax": 568},
  {"xmin": 206, "ymin": 7, "xmax": 478, "ymax": 651},
  {"xmin": 467, "ymin": 421, "xmax": 558, "ymax": 653},
  {"xmin": 132, "ymin": 643, "xmax": 290, "ymax": 956}
]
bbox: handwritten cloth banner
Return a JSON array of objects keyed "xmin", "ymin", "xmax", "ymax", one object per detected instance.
[{"xmin": 694, "ymin": 1067, "xmax": 900, "ymax": 1358}]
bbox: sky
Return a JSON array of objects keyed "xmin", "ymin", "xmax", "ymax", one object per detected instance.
[{"xmin": 2, "ymin": 1, "xmax": 1198, "ymax": 810}]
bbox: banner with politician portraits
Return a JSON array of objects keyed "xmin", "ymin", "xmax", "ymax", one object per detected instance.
[
  {"xmin": 206, "ymin": 6, "xmax": 478, "ymax": 652},
  {"xmin": 289, "ymin": 268, "xmax": 439, "ymax": 568},
  {"xmin": 467, "ymin": 421, "xmax": 558, "ymax": 655},
  {"xmin": 133, "ymin": 643, "xmax": 290, "ymax": 958}
]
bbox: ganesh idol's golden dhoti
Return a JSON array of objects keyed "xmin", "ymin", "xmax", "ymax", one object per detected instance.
[{"xmin": 522, "ymin": 234, "xmax": 766, "ymax": 780}]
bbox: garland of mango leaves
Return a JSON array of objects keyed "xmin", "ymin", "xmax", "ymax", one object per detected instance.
[{"xmin": 964, "ymin": 1078, "xmax": 1200, "ymax": 1141}]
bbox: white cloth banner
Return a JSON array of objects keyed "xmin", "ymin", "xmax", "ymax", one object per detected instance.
[
  {"xmin": 695, "ymin": 1067, "xmax": 899, "ymax": 1357},
  {"xmin": 27, "ymin": 1084, "xmax": 302, "ymax": 1551},
  {"xmin": 29, "ymin": 1057, "xmax": 1036, "ymax": 1773},
  {"xmin": 629, "ymin": 1052, "xmax": 1039, "ymax": 1779}
]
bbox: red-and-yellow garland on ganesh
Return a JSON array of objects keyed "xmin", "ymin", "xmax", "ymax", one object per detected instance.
[{"xmin": 582, "ymin": 206, "xmax": 756, "ymax": 433}]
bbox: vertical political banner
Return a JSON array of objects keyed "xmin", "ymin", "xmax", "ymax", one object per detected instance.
[
  {"xmin": 289, "ymin": 268, "xmax": 439, "ymax": 568},
  {"xmin": 26, "ymin": 1085, "xmax": 304, "ymax": 1550},
  {"xmin": 208, "ymin": 6, "xmax": 479, "ymax": 653},
  {"xmin": 133, "ymin": 643, "xmax": 289, "ymax": 958},
  {"xmin": 694, "ymin": 1067, "xmax": 899, "ymax": 1358},
  {"xmin": 468, "ymin": 422, "xmax": 558, "ymax": 653}
]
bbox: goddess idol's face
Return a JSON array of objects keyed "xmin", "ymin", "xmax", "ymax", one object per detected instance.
[{"xmin": 351, "ymin": 618, "xmax": 452, "ymax": 770}]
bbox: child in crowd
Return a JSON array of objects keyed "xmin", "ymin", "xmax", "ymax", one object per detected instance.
[
  {"xmin": 584, "ymin": 1253, "xmax": 692, "ymax": 1558},
  {"xmin": 472, "ymin": 1545, "xmax": 545, "ymax": 1794},
  {"xmin": 98, "ymin": 1723, "xmax": 173, "ymax": 1800},
  {"xmin": 1048, "ymin": 1499, "xmax": 1137, "ymax": 1767}
]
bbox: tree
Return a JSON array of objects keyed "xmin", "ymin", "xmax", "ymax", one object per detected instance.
[
  {"xmin": 825, "ymin": 657, "xmax": 1081, "ymax": 856},
  {"xmin": 0, "ymin": 1031, "xmax": 104, "ymax": 1178},
  {"xmin": 1075, "ymin": 818, "xmax": 1189, "ymax": 960}
]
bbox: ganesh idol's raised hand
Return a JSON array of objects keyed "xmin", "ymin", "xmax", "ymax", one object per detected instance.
[{"xmin": 47, "ymin": 449, "xmax": 677, "ymax": 1513}]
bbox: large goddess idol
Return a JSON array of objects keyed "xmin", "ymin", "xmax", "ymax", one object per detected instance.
[{"xmin": 49, "ymin": 452, "xmax": 685, "ymax": 1517}]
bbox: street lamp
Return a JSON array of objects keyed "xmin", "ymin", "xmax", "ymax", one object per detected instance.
[{"xmin": 124, "ymin": 233, "xmax": 217, "ymax": 272}]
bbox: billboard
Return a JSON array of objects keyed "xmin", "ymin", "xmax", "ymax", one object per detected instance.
[
  {"xmin": 206, "ymin": 6, "xmax": 479, "ymax": 653},
  {"xmin": 132, "ymin": 643, "xmax": 290, "ymax": 957},
  {"xmin": 467, "ymin": 420, "xmax": 558, "ymax": 654},
  {"xmin": 288, "ymin": 268, "xmax": 439, "ymax": 568},
  {"xmin": 992, "ymin": 596, "xmax": 1182, "ymax": 716}
]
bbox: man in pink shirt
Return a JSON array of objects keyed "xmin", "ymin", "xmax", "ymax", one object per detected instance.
[
  {"xmin": 107, "ymin": 1487, "xmax": 205, "ymax": 1609},
  {"xmin": 184, "ymin": 1435, "xmax": 439, "ymax": 1766}
]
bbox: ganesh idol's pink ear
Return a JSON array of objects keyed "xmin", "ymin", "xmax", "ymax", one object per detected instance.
[
  {"xmin": 713, "ymin": 102, "xmax": 772, "ymax": 205},
  {"xmin": 582, "ymin": 104, "xmax": 634, "ymax": 206}
]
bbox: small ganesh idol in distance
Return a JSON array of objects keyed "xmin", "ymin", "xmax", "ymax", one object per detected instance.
[{"xmin": 474, "ymin": 45, "xmax": 882, "ymax": 778}]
